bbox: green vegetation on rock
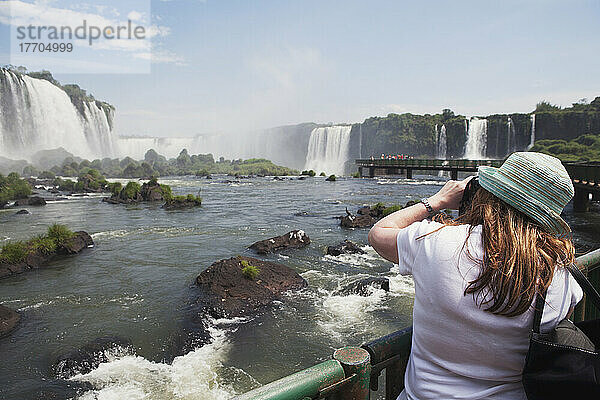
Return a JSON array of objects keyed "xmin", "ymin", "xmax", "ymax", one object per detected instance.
[
  {"xmin": 240, "ymin": 259, "xmax": 260, "ymax": 280},
  {"xmin": 47, "ymin": 223, "xmax": 75, "ymax": 246},
  {"xmin": 0, "ymin": 224, "xmax": 75, "ymax": 264},
  {"xmin": 301, "ymin": 170, "xmax": 316, "ymax": 177},
  {"xmin": 0, "ymin": 172, "xmax": 32, "ymax": 207},
  {"xmin": 0, "ymin": 241, "xmax": 28, "ymax": 264}
]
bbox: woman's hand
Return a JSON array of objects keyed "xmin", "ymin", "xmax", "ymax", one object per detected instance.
[{"xmin": 429, "ymin": 176, "xmax": 474, "ymax": 211}]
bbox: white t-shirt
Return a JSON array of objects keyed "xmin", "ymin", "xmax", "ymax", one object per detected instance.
[{"xmin": 396, "ymin": 220, "xmax": 583, "ymax": 400}]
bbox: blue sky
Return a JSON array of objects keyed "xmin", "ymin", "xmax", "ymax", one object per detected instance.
[{"xmin": 1, "ymin": 0, "xmax": 599, "ymax": 137}]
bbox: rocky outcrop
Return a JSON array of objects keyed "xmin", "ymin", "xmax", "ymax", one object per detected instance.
[
  {"xmin": 14, "ymin": 196, "xmax": 46, "ymax": 206},
  {"xmin": 0, "ymin": 305, "xmax": 20, "ymax": 337},
  {"xmin": 193, "ymin": 256, "xmax": 307, "ymax": 318},
  {"xmin": 335, "ymin": 277, "xmax": 390, "ymax": 296},
  {"xmin": 53, "ymin": 336, "xmax": 133, "ymax": 379},
  {"xmin": 326, "ymin": 240, "xmax": 366, "ymax": 256},
  {"xmin": 15, "ymin": 209, "xmax": 30, "ymax": 215},
  {"xmin": 249, "ymin": 230, "xmax": 310, "ymax": 254},
  {"xmin": 340, "ymin": 209, "xmax": 377, "ymax": 228},
  {"xmin": 0, "ymin": 231, "xmax": 93, "ymax": 279}
]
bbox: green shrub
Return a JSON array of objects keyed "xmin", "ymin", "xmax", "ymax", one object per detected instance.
[
  {"xmin": 160, "ymin": 184, "xmax": 173, "ymax": 202},
  {"xmin": 0, "ymin": 241, "xmax": 28, "ymax": 264},
  {"xmin": 240, "ymin": 260, "xmax": 260, "ymax": 280},
  {"xmin": 47, "ymin": 223, "xmax": 74, "ymax": 246},
  {"xmin": 382, "ymin": 204, "xmax": 403, "ymax": 217},
  {"xmin": 319, "ymin": 172, "xmax": 326, "ymax": 176},
  {"xmin": 327, "ymin": 174, "xmax": 336, "ymax": 181},
  {"xmin": 122, "ymin": 181, "xmax": 141, "ymax": 200},
  {"xmin": 107, "ymin": 182, "xmax": 122, "ymax": 196},
  {"xmin": 39, "ymin": 170, "xmax": 55, "ymax": 179},
  {"xmin": 352, "ymin": 172, "xmax": 360, "ymax": 178},
  {"xmin": 31, "ymin": 235, "xmax": 57, "ymax": 255},
  {"xmin": 308, "ymin": 170, "xmax": 316, "ymax": 177}
]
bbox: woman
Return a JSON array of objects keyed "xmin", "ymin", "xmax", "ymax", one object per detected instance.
[{"xmin": 368, "ymin": 152, "xmax": 583, "ymax": 399}]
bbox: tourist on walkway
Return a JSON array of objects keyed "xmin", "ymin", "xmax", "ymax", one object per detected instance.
[{"xmin": 368, "ymin": 152, "xmax": 582, "ymax": 399}]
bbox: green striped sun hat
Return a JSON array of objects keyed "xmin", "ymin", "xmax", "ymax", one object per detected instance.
[{"xmin": 478, "ymin": 152, "xmax": 574, "ymax": 236}]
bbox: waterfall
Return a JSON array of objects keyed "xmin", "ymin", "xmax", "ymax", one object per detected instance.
[
  {"xmin": 358, "ymin": 124, "xmax": 363, "ymax": 159},
  {"xmin": 464, "ymin": 118, "xmax": 488, "ymax": 159},
  {"xmin": 527, "ymin": 114, "xmax": 536, "ymax": 150},
  {"xmin": 437, "ymin": 125, "xmax": 447, "ymax": 159},
  {"xmin": 507, "ymin": 116, "xmax": 517, "ymax": 154},
  {"xmin": 0, "ymin": 69, "xmax": 116, "ymax": 161},
  {"xmin": 304, "ymin": 126, "xmax": 352, "ymax": 176}
]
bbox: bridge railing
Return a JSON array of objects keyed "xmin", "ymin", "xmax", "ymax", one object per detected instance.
[
  {"xmin": 355, "ymin": 159, "xmax": 504, "ymax": 169},
  {"xmin": 234, "ymin": 248, "xmax": 600, "ymax": 400},
  {"xmin": 563, "ymin": 162, "xmax": 600, "ymax": 186}
]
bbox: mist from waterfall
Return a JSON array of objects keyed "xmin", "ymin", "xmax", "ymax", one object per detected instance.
[
  {"xmin": 464, "ymin": 118, "xmax": 488, "ymax": 159},
  {"xmin": 527, "ymin": 114, "xmax": 536, "ymax": 150},
  {"xmin": 0, "ymin": 69, "xmax": 116, "ymax": 161},
  {"xmin": 304, "ymin": 126, "xmax": 352, "ymax": 176},
  {"xmin": 436, "ymin": 124, "xmax": 447, "ymax": 159}
]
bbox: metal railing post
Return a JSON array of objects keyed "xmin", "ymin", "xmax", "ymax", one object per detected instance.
[{"xmin": 333, "ymin": 346, "xmax": 372, "ymax": 400}]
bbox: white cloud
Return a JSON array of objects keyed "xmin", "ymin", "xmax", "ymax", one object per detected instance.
[
  {"xmin": 134, "ymin": 49, "xmax": 187, "ymax": 66},
  {"xmin": 0, "ymin": 0, "xmax": 183, "ymax": 65},
  {"xmin": 127, "ymin": 11, "xmax": 144, "ymax": 22}
]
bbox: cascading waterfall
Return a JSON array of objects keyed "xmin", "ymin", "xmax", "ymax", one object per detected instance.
[
  {"xmin": 358, "ymin": 124, "xmax": 363, "ymax": 159},
  {"xmin": 463, "ymin": 118, "xmax": 488, "ymax": 159},
  {"xmin": 507, "ymin": 116, "xmax": 516, "ymax": 154},
  {"xmin": 304, "ymin": 126, "xmax": 352, "ymax": 176},
  {"xmin": 527, "ymin": 114, "xmax": 536, "ymax": 150},
  {"xmin": 437, "ymin": 125, "xmax": 447, "ymax": 159},
  {"xmin": 0, "ymin": 69, "xmax": 116, "ymax": 160}
]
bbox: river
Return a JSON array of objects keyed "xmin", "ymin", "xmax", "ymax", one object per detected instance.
[{"xmin": 1, "ymin": 175, "xmax": 599, "ymax": 399}]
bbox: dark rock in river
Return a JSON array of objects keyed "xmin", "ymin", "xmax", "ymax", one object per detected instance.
[
  {"xmin": 0, "ymin": 305, "xmax": 20, "ymax": 337},
  {"xmin": 53, "ymin": 336, "xmax": 133, "ymax": 379},
  {"xmin": 335, "ymin": 277, "xmax": 390, "ymax": 296},
  {"xmin": 14, "ymin": 196, "xmax": 46, "ymax": 206},
  {"xmin": 249, "ymin": 230, "xmax": 310, "ymax": 254},
  {"xmin": 326, "ymin": 240, "xmax": 366, "ymax": 256},
  {"xmin": 0, "ymin": 231, "xmax": 94, "ymax": 279},
  {"xmin": 60, "ymin": 231, "xmax": 94, "ymax": 255},
  {"xmin": 193, "ymin": 256, "xmax": 307, "ymax": 318},
  {"xmin": 340, "ymin": 209, "xmax": 377, "ymax": 228},
  {"xmin": 15, "ymin": 209, "xmax": 30, "ymax": 215}
]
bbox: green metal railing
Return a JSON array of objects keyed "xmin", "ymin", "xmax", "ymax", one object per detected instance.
[{"xmin": 235, "ymin": 248, "xmax": 600, "ymax": 400}]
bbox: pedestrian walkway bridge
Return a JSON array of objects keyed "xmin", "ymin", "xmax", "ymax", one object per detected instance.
[{"xmin": 355, "ymin": 159, "xmax": 600, "ymax": 212}]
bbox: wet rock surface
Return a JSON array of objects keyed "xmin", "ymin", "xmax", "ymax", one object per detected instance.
[
  {"xmin": 0, "ymin": 305, "xmax": 20, "ymax": 337},
  {"xmin": 326, "ymin": 240, "xmax": 366, "ymax": 256},
  {"xmin": 192, "ymin": 256, "xmax": 307, "ymax": 319},
  {"xmin": 249, "ymin": 230, "xmax": 310, "ymax": 254},
  {"xmin": 340, "ymin": 209, "xmax": 377, "ymax": 228},
  {"xmin": 52, "ymin": 336, "xmax": 134, "ymax": 379},
  {"xmin": 0, "ymin": 231, "xmax": 94, "ymax": 280},
  {"xmin": 335, "ymin": 277, "xmax": 390, "ymax": 296},
  {"xmin": 14, "ymin": 196, "xmax": 47, "ymax": 206}
]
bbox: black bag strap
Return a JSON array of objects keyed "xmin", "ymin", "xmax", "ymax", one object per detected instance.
[
  {"xmin": 565, "ymin": 263, "xmax": 600, "ymax": 311},
  {"xmin": 532, "ymin": 290, "xmax": 546, "ymax": 334},
  {"xmin": 532, "ymin": 263, "xmax": 600, "ymax": 334}
]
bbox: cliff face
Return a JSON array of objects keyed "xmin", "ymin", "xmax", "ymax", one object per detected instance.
[{"xmin": 535, "ymin": 111, "xmax": 600, "ymax": 141}]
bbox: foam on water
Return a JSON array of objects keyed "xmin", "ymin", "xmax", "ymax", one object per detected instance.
[
  {"xmin": 376, "ymin": 178, "xmax": 444, "ymax": 186},
  {"xmin": 322, "ymin": 245, "xmax": 380, "ymax": 268},
  {"xmin": 71, "ymin": 325, "xmax": 242, "ymax": 400}
]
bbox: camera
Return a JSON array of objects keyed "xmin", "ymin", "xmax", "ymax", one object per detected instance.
[{"xmin": 458, "ymin": 177, "xmax": 480, "ymax": 216}]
